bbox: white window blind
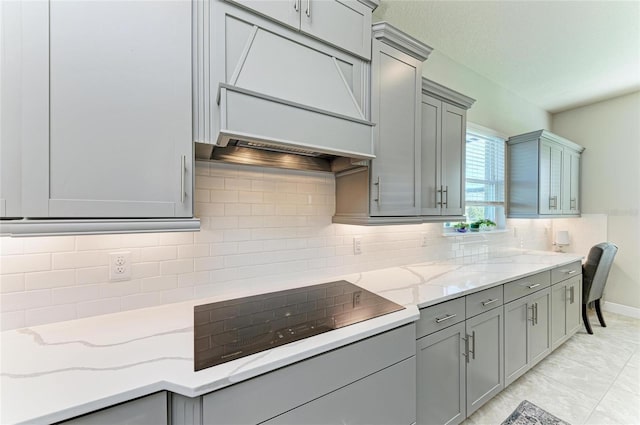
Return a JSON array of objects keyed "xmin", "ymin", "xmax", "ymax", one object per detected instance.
[{"xmin": 465, "ymin": 130, "xmax": 505, "ymax": 223}]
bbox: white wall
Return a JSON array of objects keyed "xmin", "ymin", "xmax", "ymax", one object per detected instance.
[{"xmin": 552, "ymin": 91, "xmax": 640, "ymax": 310}]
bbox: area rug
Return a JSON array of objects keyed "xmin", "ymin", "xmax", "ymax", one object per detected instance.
[{"xmin": 501, "ymin": 400, "xmax": 571, "ymax": 425}]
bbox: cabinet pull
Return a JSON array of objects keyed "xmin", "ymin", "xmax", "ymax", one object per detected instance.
[
  {"xmin": 534, "ymin": 302, "xmax": 539, "ymax": 325},
  {"xmin": 374, "ymin": 176, "xmax": 381, "ymax": 203},
  {"xmin": 566, "ymin": 270, "xmax": 577, "ymax": 275},
  {"xmin": 293, "ymin": 0, "xmax": 299, "ymax": 11},
  {"xmin": 462, "ymin": 335, "xmax": 469, "ymax": 363},
  {"xmin": 529, "ymin": 305, "xmax": 535, "ymax": 324},
  {"xmin": 469, "ymin": 330, "xmax": 476, "ymax": 360},
  {"xmin": 305, "ymin": 0, "xmax": 310, "ymax": 17},
  {"xmin": 436, "ymin": 186, "xmax": 442, "ymax": 206},
  {"xmin": 571, "ymin": 198, "xmax": 577, "ymax": 210},
  {"xmin": 549, "ymin": 196, "xmax": 558, "ymax": 209},
  {"xmin": 570, "ymin": 286, "xmax": 575, "ymax": 304},
  {"xmin": 180, "ymin": 155, "xmax": 186, "ymax": 204},
  {"xmin": 527, "ymin": 283, "xmax": 541, "ymax": 289},
  {"xmin": 444, "ymin": 185, "xmax": 449, "ymax": 208},
  {"xmin": 482, "ymin": 298, "xmax": 498, "ymax": 306},
  {"xmin": 435, "ymin": 313, "xmax": 457, "ymax": 323}
]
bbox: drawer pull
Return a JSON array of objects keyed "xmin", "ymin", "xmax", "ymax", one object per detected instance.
[
  {"xmin": 435, "ymin": 313, "xmax": 457, "ymax": 323},
  {"xmin": 527, "ymin": 283, "xmax": 541, "ymax": 289},
  {"xmin": 482, "ymin": 298, "xmax": 498, "ymax": 306},
  {"xmin": 566, "ymin": 270, "xmax": 577, "ymax": 275}
]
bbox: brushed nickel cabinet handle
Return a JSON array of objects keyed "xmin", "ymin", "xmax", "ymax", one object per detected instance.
[
  {"xmin": 534, "ymin": 302, "xmax": 539, "ymax": 325},
  {"xmin": 469, "ymin": 330, "xmax": 476, "ymax": 360},
  {"xmin": 566, "ymin": 270, "xmax": 577, "ymax": 275},
  {"xmin": 374, "ymin": 176, "xmax": 381, "ymax": 203},
  {"xmin": 527, "ymin": 283, "xmax": 541, "ymax": 289},
  {"xmin": 293, "ymin": 0, "xmax": 299, "ymax": 11},
  {"xmin": 549, "ymin": 196, "xmax": 558, "ymax": 209},
  {"xmin": 435, "ymin": 313, "xmax": 457, "ymax": 323},
  {"xmin": 570, "ymin": 286, "xmax": 575, "ymax": 304},
  {"xmin": 444, "ymin": 185, "xmax": 449, "ymax": 208},
  {"xmin": 463, "ymin": 335, "xmax": 469, "ymax": 363},
  {"xmin": 180, "ymin": 155, "xmax": 186, "ymax": 204},
  {"xmin": 482, "ymin": 298, "xmax": 498, "ymax": 306},
  {"xmin": 529, "ymin": 305, "xmax": 535, "ymax": 324},
  {"xmin": 305, "ymin": 0, "xmax": 310, "ymax": 17},
  {"xmin": 436, "ymin": 186, "xmax": 442, "ymax": 206},
  {"xmin": 571, "ymin": 198, "xmax": 577, "ymax": 210}
]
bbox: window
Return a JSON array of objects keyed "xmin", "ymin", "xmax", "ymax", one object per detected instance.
[{"xmin": 464, "ymin": 125, "xmax": 506, "ymax": 227}]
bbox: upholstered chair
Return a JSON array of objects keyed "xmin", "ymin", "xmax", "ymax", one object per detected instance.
[{"xmin": 582, "ymin": 242, "xmax": 618, "ymax": 334}]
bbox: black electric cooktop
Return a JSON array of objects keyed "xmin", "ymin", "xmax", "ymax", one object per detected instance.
[{"xmin": 194, "ymin": 280, "xmax": 404, "ymax": 371}]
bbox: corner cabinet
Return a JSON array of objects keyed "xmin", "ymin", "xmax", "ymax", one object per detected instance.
[
  {"xmin": 506, "ymin": 130, "xmax": 584, "ymax": 218},
  {"xmin": 0, "ymin": 0, "xmax": 198, "ymax": 236},
  {"xmin": 333, "ymin": 23, "xmax": 475, "ymax": 225}
]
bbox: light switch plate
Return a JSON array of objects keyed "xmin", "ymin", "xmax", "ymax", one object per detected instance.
[{"xmin": 353, "ymin": 237, "xmax": 362, "ymax": 255}]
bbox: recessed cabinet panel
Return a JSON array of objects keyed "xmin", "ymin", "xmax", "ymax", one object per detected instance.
[
  {"xmin": 539, "ymin": 141, "xmax": 563, "ymax": 215},
  {"xmin": 441, "ymin": 103, "xmax": 465, "ymax": 216},
  {"xmin": 420, "ymin": 95, "xmax": 442, "ymax": 215},
  {"xmin": 417, "ymin": 322, "xmax": 466, "ymax": 425},
  {"xmin": 370, "ymin": 43, "xmax": 420, "ymax": 216},
  {"xmin": 226, "ymin": 0, "xmax": 300, "ymax": 29},
  {"xmin": 504, "ymin": 297, "xmax": 529, "ymax": 386},
  {"xmin": 529, "ymin": 288, "xmax": 551, "ymax": 366}
]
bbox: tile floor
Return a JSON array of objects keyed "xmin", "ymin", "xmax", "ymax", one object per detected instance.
[{"xmin": 463, "ymin": 310, "xmax": 640, "ymax": 425}]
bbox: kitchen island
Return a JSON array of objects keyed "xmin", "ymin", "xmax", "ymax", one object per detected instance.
[{"xmin": 0, "ymin": 249, "xmax": 582, "ymax": 424}]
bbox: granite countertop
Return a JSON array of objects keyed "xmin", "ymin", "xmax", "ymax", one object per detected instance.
[{"xmin": 0, "ymin": 249, "xmax": 582, "ymax": 425}]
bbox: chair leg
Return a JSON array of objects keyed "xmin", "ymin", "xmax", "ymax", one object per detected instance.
[
  {"xmin": 583, "ymin": 304, "xmax": 593, "ymax": 334},
  {"xmin": 595, "ymin": 299, "xmax": 607, "ymax": 328}
]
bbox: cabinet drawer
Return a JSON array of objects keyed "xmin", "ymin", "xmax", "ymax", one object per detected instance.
[
  {"xmin": 416, "ymin": 298, "xmax": 466, "ymax": 339},
  {"xmin": 504, "ymin": 271, "xmax": 550, "ymax": 303},
  {"xmin": 466, "ymin": 286, "xmax": 503, "ymax": 318},
  {"xmin": 551, "ymin": 261, "xmax": 582, "ymax": 284}
]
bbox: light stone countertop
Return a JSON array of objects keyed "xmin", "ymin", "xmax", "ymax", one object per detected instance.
[{"xmin": 0, "ymin": 249, "xmax": 582, "ymax": 425}]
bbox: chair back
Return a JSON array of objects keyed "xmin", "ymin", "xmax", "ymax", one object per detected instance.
[{"xmin": 583, "ymin": 242, "xmax": 618, "ymax": 304}]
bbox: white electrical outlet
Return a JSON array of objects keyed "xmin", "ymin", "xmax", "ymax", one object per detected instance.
[
  {"xmin": 421, "ymin": 232, "xmax": 429, "ymax": 247},
  {"xmin": 109, "ymin": 251, "xmax": 131, "ymax": 282},
  {"xmin": 353, "ymin": 237, "xmax": 362, "ymax": 255}
]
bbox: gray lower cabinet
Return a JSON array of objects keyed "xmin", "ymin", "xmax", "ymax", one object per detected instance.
[
  {"xmin": 170, "ymin": 324, "xmax": 416, "ymax": 425},
  {"xmin": 504, "ymin": 287, "xmax": 551, "ymax": 386},
  {"xmin": 57, "ymin": 392, "xmax": 168, "ymax": 425},
  {"xmin": 551, "ymin": 275, "xmax": 582, "ymax": 349},
  {"xmin": 417, "ymin": 322, "xmax": 466, "ymax": 425},
  {"xmin": 416, "ymin": 295, "xmax": 503, "ymax": 425},
  {"xmin": 465, "ymin": 308, "xmax": 503, "ymax": 417}
]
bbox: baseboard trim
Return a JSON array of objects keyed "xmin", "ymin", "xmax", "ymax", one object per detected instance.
[{"xmin": 602, "ymin": 301, "xmax": 640, "ymax": 319}]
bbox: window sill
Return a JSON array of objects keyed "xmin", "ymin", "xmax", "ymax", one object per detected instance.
[{"xmin": 441, "ymin": 229, "xmax": 510, "ymax": 237}]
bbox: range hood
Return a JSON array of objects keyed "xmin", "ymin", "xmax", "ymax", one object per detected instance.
[{"xmin": 193, "ymin": 10, "xmax": 375, "ymax": 172}]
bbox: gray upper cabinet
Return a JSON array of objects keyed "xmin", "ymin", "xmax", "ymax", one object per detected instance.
[
  {"xmin": 507, "ymin": 130, "xmax": 585, "ymax": 218},
  {"xmin": 421, "ymin": 80, "xmax": 474, "ymax": 219},
  {"xmin": 226, "ymin": 0, "xmax": 376, "ymax": 60},
  {"xmin": 504, "ymin": 286, "xmax": 551, "ymax": 386},
  {"xmin": 1, "ymin": 0, "xmax": 198, "ymax": 235}
]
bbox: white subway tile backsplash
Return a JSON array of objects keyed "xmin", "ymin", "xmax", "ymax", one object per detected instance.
[
  {"xmin": 25, "ymin": 270, "xmax": 76, "ymax": 290},
  {"xmin": 26, "ymin": 304, "xmax": 77, "ymax": 327},
  {"xmin": 0, "ymin": 162, "xmax": 551, "ymax": 330},
  {"xmin": 52, "ymin": 252, "xmax": 108, "ymax": 270},
  {"xmin": 1, "ymin": 289, "xmax": 51, "ymax": 312},
  {"xmin": 1, "ymin": 311, "xmax": 25, "ymax": 331},
  {"xmin": 120, "ymin": 293, "xmax": 160, "ymax": 311},
  {"xmin": 0, "ymin": 274, "xmax": 25, "ymax": 293},
  {"xmin": 141, "ymin": 276, "xmax": 177, "ymax": 293},
  {"xmin": 77, "ymin": 298, "xmax": 121, "ymax": 319},
  {"xmin": 1, "ymin": 254, "xmax": 51, "ymax": 274},
  {"xmin": 161, "ymin": 259, "xmax": 194, "ymax": 276}
]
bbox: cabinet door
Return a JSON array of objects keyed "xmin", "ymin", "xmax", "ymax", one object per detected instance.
[
  {"xmin": 59, "ymin": 392, "xmax": 168, "ymax": 425},
  {"xmin": 225, "ymin": 0, "xmax": 300, "ymax": 30},
  {"xmin": 264, "ymin": 357, "xmax": 416, "ymax": 425},
  {"xmin": 416, "ymin": 322, "xmax": 466, "ymax": 425},
  {"xmin": 565, "ymin": 276, "xmax": 582, "ymax": 337},
  {"xmin": 562, "ymin": 149, "xmax": 581, "ymax": 214},
  {"xmin": 539, "ymin": 141, "xmax": 562, "ymax": 215},
  {"xmin": 441, "ymin": 103, "xmax": 466, "ymax": 217},
  {"xmin": 420, "ymin": 94, "xmax": 443, "ymax": 215},
  {"xmin": 466, "ymin": 308, "xmax": 503, "ymax": 417},
  {"xmin": 504, "ymin": 297, "xmax": 529, "ymax": 386},
  {"xmin": 370, "ymin": 40, "xmax": 421, "ymax": 216},
  {"xmin": 24, "ymin": 0, "xmax": 192, "ymax": 218},
  {"xmin": 300, "ymin": 0, "xmax": 372, "ymax": 59},
  {"xmin": 529, "ymin": 288, "xmax": 551, "ymax": 367}
]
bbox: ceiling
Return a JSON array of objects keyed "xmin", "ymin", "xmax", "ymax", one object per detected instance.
[{"xmin": 374, "ymin": 0, "xmax": 640, "ymax": 113}]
